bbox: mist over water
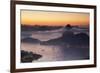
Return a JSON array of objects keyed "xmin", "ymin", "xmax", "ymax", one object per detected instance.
[{"xmin": 21, "ymin": 26, "xmax": 89, "ymax": 62}]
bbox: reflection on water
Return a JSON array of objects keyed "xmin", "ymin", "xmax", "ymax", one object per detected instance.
[
  {"xmin": 21, "ymin": 43, "xmax": 89, "ymax": 62},
  {"xmin": 21, "ymin": 43, "xmax": 63, "ymax": 61}
]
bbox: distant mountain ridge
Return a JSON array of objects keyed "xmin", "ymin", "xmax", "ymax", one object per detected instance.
[{"xmin": 21, "ymin": 25, "xmax": 63, "ymax": 31}]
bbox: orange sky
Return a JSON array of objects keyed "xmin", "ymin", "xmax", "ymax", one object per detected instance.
[{"xmin": 21, "ymin": 10, "xmax": 89, "ymax": 26}]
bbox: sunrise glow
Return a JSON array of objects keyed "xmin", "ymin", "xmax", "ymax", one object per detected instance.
[{"xmin": 21, "ymin": 10, "xmax": 90, "ymax": 26}]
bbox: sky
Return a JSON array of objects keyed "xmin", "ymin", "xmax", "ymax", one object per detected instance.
[{"xmin": 21, "ymin": 10, "xmax": 90, "ymax": 27}]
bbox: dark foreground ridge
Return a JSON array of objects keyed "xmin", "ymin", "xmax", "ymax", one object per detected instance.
[{"xmin": 21, "ymin": 50, "xmax": 42, "ymax": 63}]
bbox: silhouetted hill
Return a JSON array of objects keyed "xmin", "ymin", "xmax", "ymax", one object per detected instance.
[
  {"xmin": 41, "ymin": 31, "xmax": 89, "ymax": 46},
  {"xmin": 21, "ymin": 50, "xmax": 42, "ymax": 63},
  {"xmin": 73, "ymin": 33, "xmax": 89, "ymax": 45},
  {"xmin": 62, "ymin": 31, "xmax": 74, "ymax": 42},
  {"xmin": 41, "ymin": 31, "xmax": 74, "ymax": 45},
  {"xmin": 21, "ymin": 37, "xmax": 40, "ymax": 43}
]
